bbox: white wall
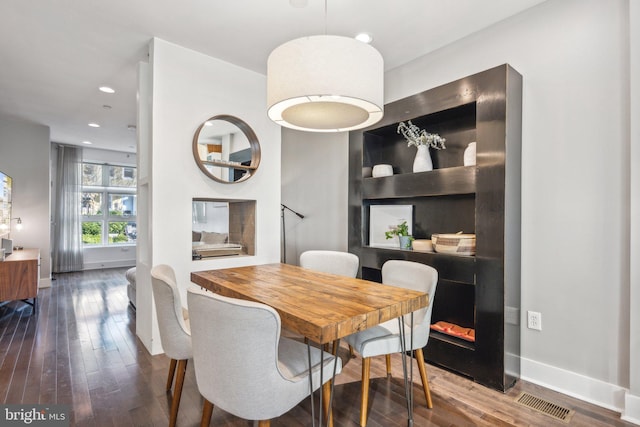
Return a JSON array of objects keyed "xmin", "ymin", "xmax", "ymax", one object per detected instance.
[
  {"xmin": 384, "ymin": 0, "xmax": 635, "ymax": 417},
  {"xmin": 281, "ymin": 128, "xmax": 349, "ymax": 264},
  {"xmin": 626, "ymin": 1, "xmax": 640, "ymax": 423},
  {"xmin": 0, "ymin": 116, "xmax": 51, "ymax": 286},
  {"xmin": 136, "ymin": 38, "xmax": 281, "ymax": 354}
]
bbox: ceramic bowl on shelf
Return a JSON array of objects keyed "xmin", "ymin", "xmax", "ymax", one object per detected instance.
[
  {"xmin": 432, "ymin": 233, "xmax": 476, "ymax": 256},
  {"xmin": 372, "ymin": 164, "xmax": 393, "ymax": 177}
]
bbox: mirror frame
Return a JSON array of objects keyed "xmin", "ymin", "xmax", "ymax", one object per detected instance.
[{"xmin": 192, "ymin": 114, "xmax": 261, "ymax": 184}]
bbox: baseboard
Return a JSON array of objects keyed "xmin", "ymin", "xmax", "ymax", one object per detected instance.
[
  {"xmin": 83, "ymin": 260, "xmax": 136, "ymax": 271},
  {"xmin": 38, "ymin": 277, "xmax": 51, "ymax": 288},
  {"xmin": 623, "ymin": 392, "xmax": 640, "ymax": 425},
  {"xmin": 521, "ymin": 357, "xmax": 627, "ymax": 414}
]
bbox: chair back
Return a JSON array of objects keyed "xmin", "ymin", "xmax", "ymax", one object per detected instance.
[
  {"xmin": 188, "ymin": 287, "xmax": 310, "ymax": 421},
  {"xmin": 300, "ymin": 250, "xmax": 359, "ymax": 277},
  {"xmin": 150, "ymin": 264, "xmax": 192, "ymax": 360},
  {"xmin": 382, "ymin": 260, "xmax": 438, "ymax": 345}
]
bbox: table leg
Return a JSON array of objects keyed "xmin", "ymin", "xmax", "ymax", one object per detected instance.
[
  {"xmin": 307, "ymin": 342, "xmax": 316, "ymax": 427},
  {"xmin": 308, "ymin": 339, "xmax": 341, "ymax": 427},
  {"xmin": 398, "ymin": 313, "xmax": 415, "ymax": 427}
]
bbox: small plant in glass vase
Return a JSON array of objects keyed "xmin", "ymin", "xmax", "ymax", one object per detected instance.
[
  {"xmin": 385, "ymin": 220, "xmax": 414, "ymax": 250},
  {"xmin": 397, "ymin": 120, "xmax": 446, "ymax": 172}
]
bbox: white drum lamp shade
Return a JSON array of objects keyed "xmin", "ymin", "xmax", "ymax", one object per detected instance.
[{"xmin": 267, "ymin": 35, "xmax": 384, "ymax": 132}]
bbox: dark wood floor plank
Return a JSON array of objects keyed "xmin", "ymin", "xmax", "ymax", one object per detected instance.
[{"xmin": 0, "ymin": 267, "xmax": 635, "ymax": 427}]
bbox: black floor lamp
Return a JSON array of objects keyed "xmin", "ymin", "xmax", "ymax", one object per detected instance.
[{"xmin": 281, "ymin": 204, "xmax": 304, "ymax": 264}]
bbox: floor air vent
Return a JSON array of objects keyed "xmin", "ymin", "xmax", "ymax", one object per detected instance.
[{"xmin": 515, "ymin": 392, "xmax": 574, "ymax": 422}]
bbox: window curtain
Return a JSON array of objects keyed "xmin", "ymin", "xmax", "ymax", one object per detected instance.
[{"xmin": 53, "ymin": 145, "xmax": 83, "ymax": 272}]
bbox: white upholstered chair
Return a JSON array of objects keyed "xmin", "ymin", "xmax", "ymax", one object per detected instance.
[
  {"xmin": 296, "ymin": 250, "xmax": 360, "ymax": 349},
  {"xmin": 344, "ymin": 260, "xmax": 438, "ymax": 427},
  {"xmin": 299, "ymin": 250, "xmax": 359, "ymax": 278},
  {"xmin": 150, "ymin": 264, "xmax": 192, "ymax": 427},
  {"xmin": 187, "ymin": 286, "xmax": 342, "ymax": 427}
]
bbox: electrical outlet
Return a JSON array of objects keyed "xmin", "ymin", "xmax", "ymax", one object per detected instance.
[{"xmin": 527, "ymin": 311, "xmax": 542, "ymax": 331}]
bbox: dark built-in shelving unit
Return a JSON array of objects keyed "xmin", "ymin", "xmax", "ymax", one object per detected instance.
[{"xmin": 348, "ymin": 64, "xmax": 523, "ymax": 391}]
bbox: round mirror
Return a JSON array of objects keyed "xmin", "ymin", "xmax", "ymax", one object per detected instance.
[{"xmin": 192, "ymin": 115, "xmax": 261, "ymax": 184}]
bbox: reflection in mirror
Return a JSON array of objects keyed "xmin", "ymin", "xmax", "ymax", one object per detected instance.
[
  {"xmin": 192, "ymin": 198, "xmax": 256, "ymax": 259},
  {"xmin": 192, "ymin": 115, "xmax": 261, "ymax": 184}
]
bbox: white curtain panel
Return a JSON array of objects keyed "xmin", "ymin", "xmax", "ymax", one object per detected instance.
[{"xmin": 52, "ymin": 145, "xmax": 83, "ymax": 272}]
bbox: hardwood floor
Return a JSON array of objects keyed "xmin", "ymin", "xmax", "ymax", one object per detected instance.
[{"xmin": 0, "ymin": 268, "xmax": 634, "ymax": 426}]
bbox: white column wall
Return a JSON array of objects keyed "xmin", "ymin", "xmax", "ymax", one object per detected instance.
[
  {"xmin": 136, "ymin": 38, "xmax": 281, "ymax": 355},
  {"xmin": 385, "ymin": 0, "xmax": 633, "ymax": 415}
]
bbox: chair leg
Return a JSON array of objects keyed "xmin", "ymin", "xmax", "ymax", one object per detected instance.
[
  {"xmin": 322, "ymin": 380, "xmax": 335, "ymax": 427},
  {"xmin": 385, "ymin": 354, "xmax": 392, "ymax": 377},
  {"xmin": 200, "ymin": 399, "xmax": 214, "ymax": 427},
  {"xmin": 349, "ymin": 345, "xmax": 354, "ymax": 358},
  {"xmin": 169, "ymin": 359, "xmax": 188, "ymax": 427},
  {"xmin": 166, "ymin": 358, "xmax": 177, "ymax": 391},
  {"xmin": 359, "ymin": 357, "xmax": 371, "ymax": 427},
  {"xmin": 415, "ymin": 348, "xmax": 433, "ymax": 409},
  {"xmin": 258, "ymin": 421, "xmax": 270, "ymax": 427}
]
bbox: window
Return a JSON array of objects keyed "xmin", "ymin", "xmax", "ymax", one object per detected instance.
[{"xmin": 82, "ymin": 162, "xmax": 137, "ymax": 246}]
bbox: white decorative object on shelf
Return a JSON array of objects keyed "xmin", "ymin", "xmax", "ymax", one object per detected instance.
[
  {"xmin": 412, "ymin": 239, "xmax": 433, "ymax": 252},
  {"xmin": 397, "ymin": 120, "xmax": 446, "ymax": 173},
  {"xmin": 413, "ymin": 145, "xmax": 433, "ymax": 172},
  {"xmin": 464, "ymin": 142, "xmax": 477, "ymax": 166},
  {"xmin": 372, "ymin": 164, "xmax": 393, "ymax": 177}
]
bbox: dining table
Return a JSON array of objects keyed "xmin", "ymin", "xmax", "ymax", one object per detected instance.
[{"xmin": 191, "ymin": 262, "xmax": 429, "ymax": 427}]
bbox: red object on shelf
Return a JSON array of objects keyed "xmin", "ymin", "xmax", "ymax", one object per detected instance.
[{"xmin": 431, "ymin": 321, "xmax": 475, "ymax": 342}]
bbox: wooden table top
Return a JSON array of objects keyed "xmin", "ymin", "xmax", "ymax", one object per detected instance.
[{"xmin": 190, "ymin": 263, "xmax": 429, "ymax": 344}]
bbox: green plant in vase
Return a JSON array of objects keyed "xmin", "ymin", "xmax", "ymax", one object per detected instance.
[{"xmin": 385, "ymin": 220, "xmax": 414, "ymax": 249}]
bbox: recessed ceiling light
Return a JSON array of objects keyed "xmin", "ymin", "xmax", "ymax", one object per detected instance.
[
  {"xmin": 355, "ymin": 33, "xmax": 373, "ymax": 44},
  {"xmin": 88, "ymin": 123, "xmax": 100, "ymax": 128},
  {"xmin": 99, "ymin": 86, "xmax": 115, "ymax": 94},
  {"xmin": 82, "ymin": 141, "xmax": 93, "ymax": 145}
]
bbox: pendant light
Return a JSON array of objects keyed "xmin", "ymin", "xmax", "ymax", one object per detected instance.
[{"xmin": 267, "ymin": 3, "xmax": 384, "ymax": 132}]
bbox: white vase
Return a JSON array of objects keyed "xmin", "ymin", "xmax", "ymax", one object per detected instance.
[
  {"xmin": 463, "ymin": 142, "xmax": 477, "ymax": 166},
  {"xmin": 413, "ymin": 145, "xmax": 433, "ymax": 172}
]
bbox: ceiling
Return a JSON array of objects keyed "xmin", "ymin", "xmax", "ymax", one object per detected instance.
[{"xmin": 0, "ymin": 0, "xmax": 547, "ymax": 154}]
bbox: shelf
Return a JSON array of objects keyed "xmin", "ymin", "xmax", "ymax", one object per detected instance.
[
  {"xmin": 201, "ymin": 160, "xmax": 257, "ymax": 170},
  {"xmin": 363, "ymin": 166, "xmax": 475, "ymax": 199},
  {"xmin": 349, "ymin": 64, "xmax": 522, "ymax": 392},
  {"xmin": 429, "ymin": 330, "xmax": 476, "ymax": 351},
  {"xmin": 360, "ymin": 246, "xmax": 475, "ymax": 284}
]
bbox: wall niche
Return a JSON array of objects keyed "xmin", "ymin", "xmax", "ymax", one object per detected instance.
[{"xmin": 191, "ymin": 198, "xmax": 256, "ymax": 259}]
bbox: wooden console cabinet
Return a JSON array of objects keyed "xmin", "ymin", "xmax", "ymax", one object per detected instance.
[
  {"xmin": 0, "ymin": 248, "xmax": 40, "ymax": 310},
  {"xmin": 348, "ymin": 65, "xmax": 522, "ymax": 391}
]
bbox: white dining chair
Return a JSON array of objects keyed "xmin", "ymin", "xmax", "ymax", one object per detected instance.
[
  {"xmin": 299, "ymin": 250, "xmax": 359, "ymax": 278},
  {"xmin": 297, "ymin": 250, "xmax": 360, "ymax": 352},
  {"xmin": 150, "ymin": 264, "xmax": 192, "ymax": 427},
  {"xmin": 344, "ymin": 260, "xmax": 438, "ymax": 427},
  {"xmin": 187, "ymin": 286, "xmax": 342, "ymax": 427}
]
